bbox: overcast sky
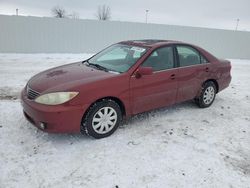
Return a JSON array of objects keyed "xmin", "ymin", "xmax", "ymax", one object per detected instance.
[{"xmin": 0, "ymin": 0, "xmax": 249, "ymax": 31}]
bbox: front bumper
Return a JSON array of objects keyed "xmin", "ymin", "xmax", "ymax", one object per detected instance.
[{"xmin": 21, "ymin": 89, "xmax": 88, "ymax": 133}]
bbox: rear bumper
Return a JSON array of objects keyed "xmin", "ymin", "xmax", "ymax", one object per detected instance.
[
  {"xmin": 218, "ymin": 74, "xmax": 232, "ymax": 92},
  {"xmin": 21, "ymin": 89, "xmax": 88, "ymax": 133}
]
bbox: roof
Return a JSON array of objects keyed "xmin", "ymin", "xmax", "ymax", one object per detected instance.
[
  {"xmin": 119, "ymin": 39, "xmax": 218, "ymax": 62},
  {"xmin": 120, "ymin": 39, "xmax": 183, "ymax": 48}
]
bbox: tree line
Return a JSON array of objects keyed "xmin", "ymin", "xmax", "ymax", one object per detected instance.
[{"xmin": 51, "ymin": 5, "xmax": 111, "ymax": 20}]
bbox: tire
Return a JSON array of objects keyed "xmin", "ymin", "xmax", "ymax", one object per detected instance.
[
  {"xmin": 195, "ymin": 81, "xmax": 217, "ymax": 108},
  {"xmin": 81, "ymin": 99, "xmax": 122, "ymax": 139}
]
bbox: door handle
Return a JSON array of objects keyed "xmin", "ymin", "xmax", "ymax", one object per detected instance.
[
  {"xmin": 170, "ymin": 74, "xmax": 175, "ymax": 80},
  {"xmin": 205, "ymin": 67, "xmax": 209, "ymax": 72}
]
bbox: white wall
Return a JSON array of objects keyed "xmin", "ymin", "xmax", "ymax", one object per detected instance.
[{"xmin": 1, "ymin": 15, "xmax": 250, "ymax": 59}]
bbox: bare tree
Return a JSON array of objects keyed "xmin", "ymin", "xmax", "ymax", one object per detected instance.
[
  {"xmin": 96, "ymin": 5, "xmax": 111, "ymax": 20},
  {"xmin": 68, "ymin": 11, "xmax": 80, "ymax": 19},
  {"xmin": 51, "ymin": 6, "xmax": 67, "ymax": 18}
]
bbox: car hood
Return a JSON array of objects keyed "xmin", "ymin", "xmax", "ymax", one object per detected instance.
[{"xmin": 28, "ymin": 62, "xmax": 116, "ymax": 93}]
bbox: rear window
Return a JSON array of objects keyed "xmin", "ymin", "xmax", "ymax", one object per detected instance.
[{"xmin": 176, "ymin": 45, "xmax": 208, "ymax": 67}]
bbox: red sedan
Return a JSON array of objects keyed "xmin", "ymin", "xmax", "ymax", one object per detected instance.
[{"xmin": 21, "ymin": 40, "xmax": 231, "ymax": 138}]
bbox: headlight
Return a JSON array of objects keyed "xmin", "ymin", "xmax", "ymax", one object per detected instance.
[{"xmin": 35, "ymin": 92, "xmax": 79, "ymax": 105}]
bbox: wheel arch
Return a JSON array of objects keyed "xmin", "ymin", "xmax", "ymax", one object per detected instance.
[
  {"xmin": 83, "ymin": 96, "xmax": 126, "ymax": 120},
  {"xmin": 203, "ymin": 79, "xmax": 219, "ymax": 93}
]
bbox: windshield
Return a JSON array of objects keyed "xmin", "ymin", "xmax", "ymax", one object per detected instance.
[{"xmin": 87, "ymin": 44, "xmax": 147, "ymax": 73}]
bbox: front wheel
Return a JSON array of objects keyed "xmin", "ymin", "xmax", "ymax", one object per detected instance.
[
  {"xmin": 195, "ymin": 81, "xmax": 217, "ymax": 108},
  {"xmin": 81, "ymin": 99, "xmax": 122, "ymax": 139}
]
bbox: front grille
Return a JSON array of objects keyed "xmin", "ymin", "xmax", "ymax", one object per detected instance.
[{"xmin": 27, "ymin": 86, "xmax": 40, "ymax": 100}]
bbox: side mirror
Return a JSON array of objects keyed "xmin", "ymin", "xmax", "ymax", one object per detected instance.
[{"xmin": 135, "ymin": 66, "xmax": 153, "ymax": 78}]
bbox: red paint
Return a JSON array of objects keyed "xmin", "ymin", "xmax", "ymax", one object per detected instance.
[{"xmin": 21, "ymin": 40, "xmax": 231, "ymax": 133}]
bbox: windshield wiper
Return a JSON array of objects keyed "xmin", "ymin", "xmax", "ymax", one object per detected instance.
[
  {"xmin": 87, "ymin": 63, "xmax": 109, "ymax": 72},
  {"xmin": 91, "ymin": 63, "xmax": 108, "ymax": 71},
  {"xmin": 83, "ymin": 60, "xmax": 121, "ymax": 74}
]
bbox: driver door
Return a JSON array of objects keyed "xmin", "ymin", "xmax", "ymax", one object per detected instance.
[{"xmin": 130, "ymin": 46, "xmax": 178, "ymax": 114}]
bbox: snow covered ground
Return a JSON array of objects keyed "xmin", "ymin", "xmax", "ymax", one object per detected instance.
[{"xmin": 0, "ymin": 54, "xmax": 250, "ymax": 188}]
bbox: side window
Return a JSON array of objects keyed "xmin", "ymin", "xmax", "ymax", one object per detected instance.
[
  {"xmin": 177, "ymin": 46, "xmax": 201, "ymax": 67},
  {"xmin": 142, "ymin": 46, "xmax": 174, "ymax": 71},
  {"xmin": 200, "ymin": 54, "xmax": 208, "ymax": 64}
]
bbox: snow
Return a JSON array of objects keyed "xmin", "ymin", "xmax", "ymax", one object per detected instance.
[{"xmin": 0, "ymin": 54, "xmax": 250, "ymax": 188}]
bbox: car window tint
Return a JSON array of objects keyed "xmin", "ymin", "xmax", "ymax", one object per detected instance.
[
  {"xmin": 142, "ymin": 46, "xmax": 174, "ymax": 71},
  {"xmin": 177, "ymin": 46, "xmax": 201, "ymax": 67}
]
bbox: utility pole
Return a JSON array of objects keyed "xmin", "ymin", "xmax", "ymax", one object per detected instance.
[
  {"xmin": 235, "ymin": 18, "xmax": 240, "ymax": 31},
  {"xmin": 16, "ymin": 8, "xmax": 19, "ymax": 16},
  {"xmin": 145, "ymin": 9, "xmax": 149, "ymax": 23}
]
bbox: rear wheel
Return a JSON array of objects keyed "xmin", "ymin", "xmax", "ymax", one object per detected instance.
[
  {"xmin": 195, "ymin": 81, "xmax": 217, "ymax": 108},
  {"xmin": 81, "ymin": 99, "xmax": 122, "ymax": 139}
]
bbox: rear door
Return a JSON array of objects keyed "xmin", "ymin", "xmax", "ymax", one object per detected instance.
[
  {"xmin": 130, "ymin": 46, "xmax": 178, "ymax": 114},
  {"xmin": 175, "ymin": 45, "xmax": 211, "ymax": 102}
]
